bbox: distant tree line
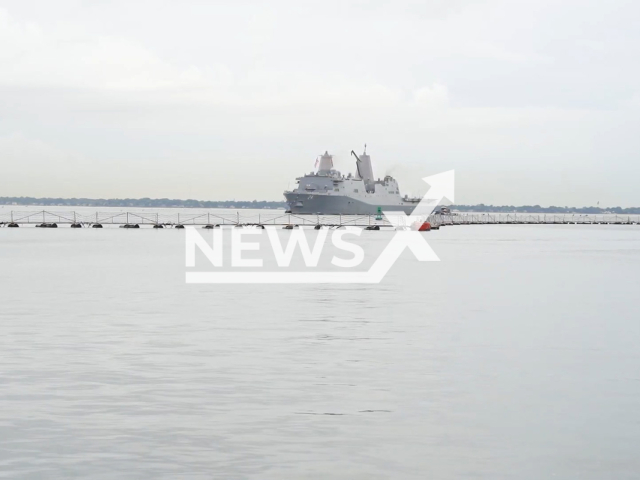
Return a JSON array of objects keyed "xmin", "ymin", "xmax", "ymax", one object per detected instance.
[
  {"xmin": 0, "ymin": 197, "xmax": 287, "ymax": 209},
  {"xmin": 1, "ymin": 197, "xmax": 639, "ymax": 214},
  {"xmin": 449, "ymin": 204, "xmax": 640, "ymax": 214}
]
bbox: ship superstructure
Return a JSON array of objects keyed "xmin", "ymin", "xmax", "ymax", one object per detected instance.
[{"xmin": 283, "ymin": 148, "xmax": 421, "ymax": 215}]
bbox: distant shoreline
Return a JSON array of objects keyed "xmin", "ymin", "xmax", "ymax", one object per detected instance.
[
  {"xmin": 0, "ymin": 197, "xmax": 287, "ymax": 210},
  {"xmin": 1, "ymin": 197, "xmax": 639, "ymax": 214}
]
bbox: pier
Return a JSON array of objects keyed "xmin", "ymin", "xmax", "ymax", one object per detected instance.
[{"xmin": 0, "ymin": 210, "xmax": 638, "ymax": 228}]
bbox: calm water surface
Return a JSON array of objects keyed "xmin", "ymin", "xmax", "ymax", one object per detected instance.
[{"xmin": 1, "ymin": 221, "xmax": 639, "ymax": 479}]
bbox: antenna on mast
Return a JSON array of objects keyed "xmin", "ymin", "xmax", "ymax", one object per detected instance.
[{"xmin": 351, "ymin": 150, "xmax": 362, "ymax": 178}]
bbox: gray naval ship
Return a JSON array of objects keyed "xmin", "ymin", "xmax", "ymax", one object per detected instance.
[{"xmin": 284, "ymin": 148, "xmax": 421, "ymax": 215}]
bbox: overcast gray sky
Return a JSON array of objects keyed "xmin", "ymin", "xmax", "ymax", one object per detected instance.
[{"xmin": 1, "ymin": 0, "xmax": 639, "ymax": 205}]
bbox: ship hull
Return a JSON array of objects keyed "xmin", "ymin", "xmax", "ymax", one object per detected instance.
[{"xmin": 284, "ymin": 192, "xmax": 418, "ymax": 215}]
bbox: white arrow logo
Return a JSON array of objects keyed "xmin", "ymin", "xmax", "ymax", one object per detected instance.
[{"xmin": 384, "ymin": 170, "xmax": 455, "ymax": 230}]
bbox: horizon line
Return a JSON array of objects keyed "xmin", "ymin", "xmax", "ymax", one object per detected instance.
[{"xmin": 0, "ymin": 196, "xmax": 637, "ymax": 211}]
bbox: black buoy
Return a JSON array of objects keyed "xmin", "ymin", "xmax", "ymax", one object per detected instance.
[
  {"xmin": 8, "ymin": 222, "xmax": 19, "ymax": 228},
  {"xmin": 92, "ymin": 224, "xmax": 103, "ymax": 228},
  {"xmin": 283, "ymin": 225, "xmax": 294, "ymax": 229},
  {"xmin": 203, "ymin": 224, "xmax": 214, "ymax": 229},
  {"xmin": 365, "ymin": 225, "xmax": 380, "ymax": 230},
  {"xmin": 175, "ymin": 225, "xmax": 185, "ymax": 229},
  {"xmin": 70, "ymin": 223, "xmax": 82, "ymax": 228},
  {"xmin": 153, "ymin": 224, "xmax": 164, "ymax": 229},
  {"xmin": 121, "ymin": 224, "xmax": 140, "ymax": 229},
  {"xmin": 314, "ymin": 225, "xmax": 322, "ymax": 230}
]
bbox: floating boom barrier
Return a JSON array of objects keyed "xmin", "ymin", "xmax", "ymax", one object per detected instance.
[{"xmin": 0, "ymin": 210, "xmax": 639, "ymax": 229}]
